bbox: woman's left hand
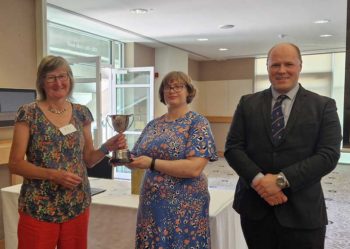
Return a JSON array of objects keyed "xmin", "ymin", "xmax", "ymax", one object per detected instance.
[
  {"xmin": 127, "ymin": 156, "xmax": 152, "ymax": 169},
  {"xmin": 105, "ymin": 134, "xmax": 127, "ymax": 151}
]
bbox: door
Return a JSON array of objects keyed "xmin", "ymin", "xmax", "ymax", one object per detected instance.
[{"xmin": 110, "ymin": 67, "xmax": 155, "ymax": 179}]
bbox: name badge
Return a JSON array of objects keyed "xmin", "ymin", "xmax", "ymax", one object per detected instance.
[{"xmin": 59, "ymin": 124, "xmax": 77, "ymax": 136}]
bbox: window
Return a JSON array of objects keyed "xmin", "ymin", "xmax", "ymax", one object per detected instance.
[{"xmin": 48, "ymin": 22, "xmax": 111, "ymax": 63}]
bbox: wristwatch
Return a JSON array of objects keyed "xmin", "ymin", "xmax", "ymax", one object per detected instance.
[{"xmin": 276, "ymin": 173, "xmax": 289, "ymax": 189}]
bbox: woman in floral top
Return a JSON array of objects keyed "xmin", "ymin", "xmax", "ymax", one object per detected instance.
[
  {"xmin": 8, "ymin": 55, "xmax": 126, "ymax": 249},
  {"xmin": 128, "ymin": 71, "xmax": 218, "ymax": 248}
]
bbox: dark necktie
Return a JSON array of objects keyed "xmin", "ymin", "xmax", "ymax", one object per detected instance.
[{"xmin": 271, "ymin": 95, "xmax": 288, "ymax": 144}]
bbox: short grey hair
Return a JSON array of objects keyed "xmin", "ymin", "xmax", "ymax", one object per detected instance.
[{"xmin": 36, "ymin": 55, "xmax": 74, "ymax": 100}]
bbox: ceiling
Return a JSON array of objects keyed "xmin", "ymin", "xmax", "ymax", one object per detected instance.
[{"xmin": 47, "ymin": 0, "xmax": 347, "ymax": 61}]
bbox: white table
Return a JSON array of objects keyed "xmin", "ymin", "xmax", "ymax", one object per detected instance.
[{"xmin": 1, "ymin": 178, "xmax": 247, "ymax": 249}]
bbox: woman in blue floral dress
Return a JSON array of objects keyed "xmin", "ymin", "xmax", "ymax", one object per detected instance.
[
  {"xmin": 128, "ymin": 71, "xmax": 218, "ymax": 249},
  {"xmin": 8, "ymin": 55, "xmax": 126, "ymax": 249}
]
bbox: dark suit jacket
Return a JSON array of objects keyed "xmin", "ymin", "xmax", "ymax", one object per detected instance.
[{"xmin": 224, "ymin": 85, "xmax": 342, "ymax": 229}]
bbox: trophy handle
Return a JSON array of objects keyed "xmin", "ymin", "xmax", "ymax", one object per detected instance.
[
  {"xmin": 127, "ymin": 114, "xmax": 134, "ymax": 130},
  {"xmin": 106, "ymin": 116, "xmax": 114, "ymax": 130}
]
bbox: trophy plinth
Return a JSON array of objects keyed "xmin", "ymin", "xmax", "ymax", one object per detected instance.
[
  {"xmin": 109, "ymin": 149, "xmax": 132, "ymax": 165},
  {"xmin": 107, "ymin": 114, "xmax": 134, "ymax": 166}
]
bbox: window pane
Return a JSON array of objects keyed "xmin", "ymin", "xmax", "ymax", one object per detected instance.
[
  {"xmin": 72, "ymin": 82, "xmax": 99, "ymax": 142},
  {"xmin": 70, "ymin": 62, "xmax": 97, "ymax": 79},
  {"xmin": 112, "ymin": 42, "xmax": 123, "ymax": 68},
  {"xmin": 116, "ymin": 71, "xmax": 151, "ymax": 85},
  {"xmin": 73, "ymin": 82, "xmax": 96, "ymax": 118},
  {"xmin": 47, "ymin": 22, "xmax": 110, "ymax": 64},
  {"xmin": 116, "ymin": 87, "xmax": 150, "ymax": 132}
]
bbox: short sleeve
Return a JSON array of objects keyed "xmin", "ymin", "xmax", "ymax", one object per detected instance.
[
  {"xmin": 131, "ymin": 120, "xmax": 153, "ymax": 156},
  {"xmin": 185, "ymin": 114, "xmax": 218, "ymax": 161},
  {"xmin": 15, "ymin": 104, "xmax": 34, "ymax": 125},
  {"xmin": 75, "ymin": 104, "xmax": 94, "ymax": 125}
]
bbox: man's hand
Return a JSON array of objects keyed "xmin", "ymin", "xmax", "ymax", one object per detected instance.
[
  {"xmin": 253, "ymin": 173, "xmax": 281, "ymax": 198},
  {"xmin": 251, "ymin": 173, "xmax": 288, "ymax": 205},
  {"xmin": 263, "ymin": 191, "xmax": 288, "ymax": 206}
]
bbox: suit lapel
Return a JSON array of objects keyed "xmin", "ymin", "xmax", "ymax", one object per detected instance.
[
  {"xmin": 282, "ymin": 86, "xmax": 306, "ymax": 142},
  {"xmin": 262, "ymin": 89, "xmax": 274, "ymax": 145}
]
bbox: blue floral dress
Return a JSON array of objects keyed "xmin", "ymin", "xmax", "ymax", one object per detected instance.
[
  {"xmin": 15, "ymin": 102, "xmax": 93, "ymax": 223},
  {"xmin": 132, "ymin": 111, "xmax": 218, "ymax": 249}
]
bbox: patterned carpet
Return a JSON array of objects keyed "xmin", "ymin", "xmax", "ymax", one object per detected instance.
[{"xmin": 204, "ymin": 158, "xmax": 350, "ymax": 249}]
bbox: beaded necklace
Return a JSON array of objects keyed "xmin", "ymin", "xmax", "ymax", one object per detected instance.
[{"xmin": 48, "ymin": 105, "xmax": 67, "ymax": 115}]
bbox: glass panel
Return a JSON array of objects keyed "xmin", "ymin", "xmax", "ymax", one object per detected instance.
[
  {"xmin": 100, "ymin": 67, "xmax": 113, "ymax": 142},
  {"xmin": 47, "ymin": 22, "xmax": 110, "ymax": 64},
  {"xmin": 126, "ymin": 133, "xmax": 141, "ymax": 148},
  {"xmin": 73, "ymin": 82, "xmax": 97, "ymax": 119},
  {"xmin": 112, "ymin": 41, "xmax": 123, "ymax": 68},
  {"xmin": 116, "ymin": 87, "xmax": 150, "ymax": 132},
  {"xmin": 116, "ymin": 71, "xmax": 151, "ymax": 85},
  {"xmin": 70, "ymin": 62, "xmax": 97, "ymax": 79},
  {"xmin": 72, "ymin": 81, "xmax": 99, "ymax": 142}
]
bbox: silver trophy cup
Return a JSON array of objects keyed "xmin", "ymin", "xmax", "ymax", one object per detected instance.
[{"xmin": 107, "ymin": 114, "xmax": 134, "ymax": 165}]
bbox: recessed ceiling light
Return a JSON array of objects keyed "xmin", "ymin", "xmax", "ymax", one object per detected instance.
[
  {"xmin": 197, "ymin": 38, "xmax": 208, "ymax": 41},
  {"xmin": 320, "ymin": 34, "xmax": 333, "ymax": 38},
  {"xmin": 130, "ymin": 8, "xmax": 149, "ymax": 14},
  {"xmin": 314, "ymin": 19, "xmax": 330, "ymax": 24},
  {"xmin": 219, "ymin": 48, "xmax": 228, "ymax": 51},
  {"xmin": 218, "ymin": 24, "xmax": 235, "ymax": 29},
  {"xmin": 278, "ymin": 34, "xmax": 287, "ymax": 39}
]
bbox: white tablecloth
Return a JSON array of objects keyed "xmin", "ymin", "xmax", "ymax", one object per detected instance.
[{"xmin": 1, "ymin": 178, "xmax": 247, "ymax": 249}]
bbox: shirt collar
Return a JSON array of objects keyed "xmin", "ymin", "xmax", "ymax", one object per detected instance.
[{"xmin": 271, "ymin": 83, "xmax": 299, "ymax": 101}]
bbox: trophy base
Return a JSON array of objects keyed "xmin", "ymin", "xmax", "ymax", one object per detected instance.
[
  {"xmin": 109, "ymin": 149, "xmax": 133, "ymax": 166},
  {"xmin": 109, "ymin": 157, "xmax": 133, "ymax": 166}
]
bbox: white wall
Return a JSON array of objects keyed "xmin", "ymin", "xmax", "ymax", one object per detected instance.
[
  {"xmin": 195, "ymin": 79, "xmax": 253, "ymax": 116},
  {"xmin": 193, "ymin": 79, "xmax": 253, "ymax": 152}
]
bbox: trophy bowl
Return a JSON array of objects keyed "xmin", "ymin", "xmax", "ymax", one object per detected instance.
[{"xmin": 107, "ymin": 114, "xmax": 134, "ymax": 166}]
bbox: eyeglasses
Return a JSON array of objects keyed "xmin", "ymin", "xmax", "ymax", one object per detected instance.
[
  {"xmin": 45, "ymin": 73, "xmax": 69, "ymax": 83},
  {"xmin": 164, "ymin": 84, "xmax": 185, "ymax": 93}
]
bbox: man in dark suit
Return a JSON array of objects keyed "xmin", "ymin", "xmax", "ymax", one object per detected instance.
[{"xmin": 224, "ymin": 43, "xmax": 342, "ymax": 249}]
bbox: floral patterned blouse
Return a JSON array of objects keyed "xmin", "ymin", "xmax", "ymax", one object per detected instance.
[
  {"xmin": 132, "ymin": 111, "xmax": 218, "ymax": 248},
  {"xmin": 15, "ymin": 102, "xmax": 92, "ymax": 223}
]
